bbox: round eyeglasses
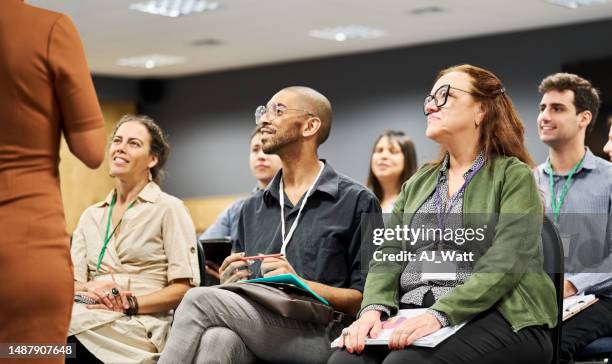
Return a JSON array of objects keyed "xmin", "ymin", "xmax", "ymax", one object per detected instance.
[{"xmin": 254, "ymin": 102, "xmax": 315, "ymax": 124}]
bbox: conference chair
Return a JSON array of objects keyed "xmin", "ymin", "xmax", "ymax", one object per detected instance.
[
  {"xmin": 542, "ymin": 215, "xmax": 565, "ymax": 364},
  {"xmin": 196, "ymin": 239, "xmax": 207, "ymax": 287}
]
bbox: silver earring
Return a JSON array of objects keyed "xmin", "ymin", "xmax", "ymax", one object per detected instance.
[{"xmin": 148, "ymin": 170, "xmax": 153, "ymax": 182}]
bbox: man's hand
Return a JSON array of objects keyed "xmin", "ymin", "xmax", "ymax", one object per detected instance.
[
  {"xmin": 260, "ymin": 256, "xmax": 297, "ymax": 277},
  {"xmin": 205, "ymin": 260, "xmax": 221, "ymax": 281},
  {"xmin": 564, "ymin": 279, "xmax": 578, "ymax": 298},
  {"xmin": 387, "ymin": 312, "xmax": 442, "ymax": 350},
  {"xmin": 219, "ymin": 252, "xmax": 251, "ymax": 284}
]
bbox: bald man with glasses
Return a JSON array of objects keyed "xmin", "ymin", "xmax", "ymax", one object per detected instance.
[{"xmin": 159, "ymin": 86, "xmax": 382, "ymax": 364}]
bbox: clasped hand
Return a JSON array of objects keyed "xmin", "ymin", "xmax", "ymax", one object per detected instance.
[
  {"xmin": 77, "ymin": 280, "xmax": 132, "ymax": 312},
  {"xmin": 337, "ymin": 310, "xmax": 442, "ymax": 353}
]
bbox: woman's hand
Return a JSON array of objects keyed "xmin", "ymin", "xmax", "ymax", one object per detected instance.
[
  {"xmin": 338, "ymin": 310, "xmax": 383, "ymax": 354},
  {"xmin": 387, "ymin": 312, "xmax": 442, "ymax": 350},
  {"xmin": 82, "ymin": 281, "xmax": 131, "ymax": 312}
]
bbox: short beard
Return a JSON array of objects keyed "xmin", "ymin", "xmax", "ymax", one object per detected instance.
[{"xmin": 262, "ymin": 125, "xmax": 300, "ymax": 154}]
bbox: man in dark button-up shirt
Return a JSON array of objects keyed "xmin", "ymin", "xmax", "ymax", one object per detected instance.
[
  {"xmin": 160, "ymin": 86, "xmax": 382, "ymax": 364},
  {"xmin": 235, "ymin": 159, "xmax": 379, "ymax": 293}
]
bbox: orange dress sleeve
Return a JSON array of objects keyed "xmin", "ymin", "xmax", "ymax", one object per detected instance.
[{"xmin": 49, "ymin": 15, "xmax": 104, "ymax": 133}]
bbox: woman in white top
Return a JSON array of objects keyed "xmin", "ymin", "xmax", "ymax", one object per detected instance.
[
  {"xmin": 367, "ymin": 130, "xmax": 418, "ymax": 213},
  {"xmin": 68, "ymin": 115, "xmax": 200, "ymax": 364}
]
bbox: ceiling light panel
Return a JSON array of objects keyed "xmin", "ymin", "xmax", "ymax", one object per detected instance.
[
  {"xmin": 545, "ymin": 0, "xmax": 607, "ymax": 9},
  {"xmin": 116, "ymin": 54, "xmax": 186, "ymax": 69},
  {"xmin": 309, "ymin": 25, "xmax": 386, "ymax": 42},
  {"xmin": 129, "ymin": 0, "xmax": 220, "ymax": 18}
]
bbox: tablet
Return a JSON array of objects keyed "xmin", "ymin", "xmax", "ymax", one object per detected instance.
[{"xmin": 199, "ymin": 238, "xmax": 232, "ymax": 266}]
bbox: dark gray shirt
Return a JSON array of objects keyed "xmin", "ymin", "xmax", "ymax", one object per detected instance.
[{"xmin": 236, "ymin": 160, "xmax": 382, "ymax": 292}]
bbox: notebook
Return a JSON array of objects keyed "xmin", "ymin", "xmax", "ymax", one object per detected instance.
[
  {"xmin": 244, "ymin": 273, "xmax": 329, "ymax": 305},
  {"xmin": 331, "ymin": 308, "xmax": 467, "ymax": 348},
  {"xmin": 562, "ymin": 294, "xmax": 599, "ymax": 321}
]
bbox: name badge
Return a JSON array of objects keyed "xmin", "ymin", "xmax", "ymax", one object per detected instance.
[
  {"xmin": 560, "ymin": 233, "xmax": 572, "ymax": 258},
  {"xmin": 421, "ymin": 252, "xmax": 457, "ymax": 281}
]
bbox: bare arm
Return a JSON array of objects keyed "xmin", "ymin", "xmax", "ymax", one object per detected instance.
[
  {"xmin": 136, "ymin": 279, "xmax": 192, "ymax": 314},
  {"xmin": 302, "ymin": 279, "xmax": 363, "ymax": 316},
  {"xmin": 64, "ymin": 127, "xmax": 106, "ymax": 169}
]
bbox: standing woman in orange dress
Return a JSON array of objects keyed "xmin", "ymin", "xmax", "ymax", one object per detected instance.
[{"xmin": 0, "ymin": 1, "xmax": 106, "ymax": 362}]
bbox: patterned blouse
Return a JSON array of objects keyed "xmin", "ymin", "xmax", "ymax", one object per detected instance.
[{"xmin": 363, "ymin": 151, "xmax": 486, "ymax": 327}]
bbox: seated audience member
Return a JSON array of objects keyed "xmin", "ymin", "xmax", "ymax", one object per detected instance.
[
  {"xmin": 159, "ymin": 86, "xmax": 382, "ymax": 364},
  {"xmin": 200, "ymin": 127, "xmax": 281, "ymax": 283},
  {"xmin": 604, "ymin": 116, "xmax": 612, "ymax": 160},
  {"xmin": 331, "ymin": 64, "xmax": 557, "ymax": 364},
  {"xmin": 367, "ymin": 130, "xmax": 417, "ymax": 212},
  {"xmin": 68, "ymin": 115, "xmax": 200, "ymax": 364},
  {"xmin": 200, "ymin": 126, "xmax": 281, "ymax": 241},
  {"xmin": 534, "ymin": 73, "xmax": 612, "ymax": 364}
]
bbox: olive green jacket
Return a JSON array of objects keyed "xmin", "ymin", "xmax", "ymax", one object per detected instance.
[{"xmin": 360, "ymin": 156, "xmax": 557, "ymax": 331}]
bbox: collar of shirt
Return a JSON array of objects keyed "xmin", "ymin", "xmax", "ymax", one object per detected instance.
[
  {"xmin": 263, "ymin": 159, "xmax": 339, "ymax": 205},
  {"xmin": 95, "ymin": 181, "xmax": 161, "ymax": 208},
  {"xmin": 541, "ymin": 147, "xmax": 597, "ymax": 177},
  {"xmin": 438, "ymin": 150, "xmax": 486, "ymax": 182}
]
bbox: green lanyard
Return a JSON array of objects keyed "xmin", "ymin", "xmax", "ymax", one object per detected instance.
[
  {"xmin": 548, "ymin": 155, "xmax": 585, "ymax": 225},
  {"xmin": 96, "ymin": 193, "xmax": 136, "ymax": 272}
]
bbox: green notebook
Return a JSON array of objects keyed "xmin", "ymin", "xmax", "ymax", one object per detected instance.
[{"xmin": 245, "ymin": 273, "xmax": 329, "ymax": 305}]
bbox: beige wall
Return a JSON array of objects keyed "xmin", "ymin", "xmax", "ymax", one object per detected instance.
[{"xmin": 60, "ymin": 101, "xmax": 135, "ymax": 233}]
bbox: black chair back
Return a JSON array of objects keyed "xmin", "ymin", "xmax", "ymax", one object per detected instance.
[
  {"xmin": 196, "ymin": 239, "xmax": 207, "ymax": 287},
  {"xmin": 541, "ymin": 215, "xmax": 565, "ymax": 364}
]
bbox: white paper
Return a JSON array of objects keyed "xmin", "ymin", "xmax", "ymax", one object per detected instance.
[
  {"xmin": 562, "ymin": 294, "xmax": 597, "ymax": 321},
  {"xmin": 331, "ymin": 309, "xmax": 467, "ymax": 348}
]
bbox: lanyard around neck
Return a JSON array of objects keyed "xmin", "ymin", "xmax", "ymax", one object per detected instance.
[
  {"xmin": 96, "ymin": 193, "xmax": 136, "ymax": 272},
  {"xmin": 279, "ymin": 161, "xmax": 325, "ymax": 256},
  {"xmin": 548, "ymin": 155, "xmax": 585, "ymax": 225},
  {"xmin": 435, "ymin": 157, "xmax": 485, "ymax": 230}
]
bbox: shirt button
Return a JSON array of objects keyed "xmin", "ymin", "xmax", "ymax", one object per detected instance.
[
  {"xmin": 147, "ymin": 332, "xmax": 152, "ymax": 339},
  {"xmin": 190, "ymin": 247, "xmax": 196, "ymax": 254}
]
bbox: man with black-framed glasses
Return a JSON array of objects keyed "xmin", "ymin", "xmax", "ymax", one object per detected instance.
[{"xmin": 160, "ymin": 86, "xmax": 382, "ymax": 364}]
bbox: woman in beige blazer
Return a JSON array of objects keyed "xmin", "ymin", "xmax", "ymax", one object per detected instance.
[{"xmin": 68, "ymin": 115, "xmax": 200, "ymax": 364}]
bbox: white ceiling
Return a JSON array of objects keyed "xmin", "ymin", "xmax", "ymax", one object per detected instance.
[{"xmin": 28, "ymin": 0, "xmax": 612, "ymax": 78}]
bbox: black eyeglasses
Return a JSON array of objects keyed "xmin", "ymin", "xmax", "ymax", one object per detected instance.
[
  {"xmin": 254, "ymin": 102, "xmax": 314, "ymax": 125},
  {"xmin": 423, "ymin": 84, "xmax": 475, "ymax": 115}
]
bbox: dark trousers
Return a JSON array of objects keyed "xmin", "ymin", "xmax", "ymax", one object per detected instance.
[
  {"xmin": 560, "ymin": 296, "xmax": 612, "ymax": 364},
  {"xmin": 66, "ymin": 335, "xmax": 103, "ymax": 364},
  {"xmin": 328, "ymin": 309, "xmax": 552, "ymax": 364}
]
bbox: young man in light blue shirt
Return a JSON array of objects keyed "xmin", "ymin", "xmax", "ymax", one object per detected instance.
[{"xmin": 534, "ymin": 72, "xmax": 612, "ymax": 363}]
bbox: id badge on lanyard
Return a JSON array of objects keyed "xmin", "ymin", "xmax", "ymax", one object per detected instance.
[{"xmin": 279, "ymin": 161, "xmax": 325, "ymax": 256}]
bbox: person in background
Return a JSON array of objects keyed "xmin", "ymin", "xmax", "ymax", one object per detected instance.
[
  {"xmin": 367, "ymin": 130, "xmax": 417, "ymax": 212},
  {"xmin": 200, "ymin": 127, "xmax": 281, "ymax": 283},
  {"xmin": 534, "ymin": 73, "xmax": 612, "ymax": 364},
  {"xmin": 332, "ymin": 64, "xmax": 556, "ymax": 364},
  {"xmin": 67, "ymin": 115, "xmax": 200, "ymax": 364},
  {"xmin": 0, "ymin": 1, "xmax": 106, "ymax": 360},
  {"xmin": 604, "ymin": 116, "xmax": 612, "ymax": 160},
  {"xmin": 200, "ymin": 127, "xmax": 282, "ymax": 241}
]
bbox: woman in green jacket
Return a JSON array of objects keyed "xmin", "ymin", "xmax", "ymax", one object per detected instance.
[{"xmin": 330, "ymin": 64, "xmax": 557, "ymax": 364}]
